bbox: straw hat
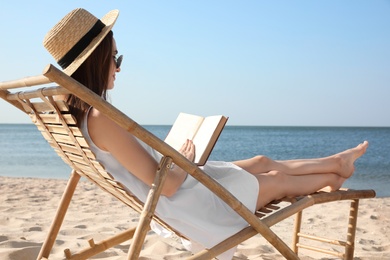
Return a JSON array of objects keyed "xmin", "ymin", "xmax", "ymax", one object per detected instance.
[{"xmin": 43, "ymin": 8, "xmax": 119, "ymax": 75}]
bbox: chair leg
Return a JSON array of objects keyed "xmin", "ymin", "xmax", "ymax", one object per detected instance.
[
  {"xmin": 63, "ymin": 227, "xmax": 137, "ymax": 260},
  {"xmin": 37, "ymin": 171, "xmax": 81, "ymax": 260},
  {"xmin": 345, "ymin": 199, "xmax": 359, "ymax": 260},
  {"xmin": 292, "ymin": 210, "xmax": 303, "ymax": 254},
  {"xmin": 126, "ymin": 157, "xmax": 172, "ymax": 259}
]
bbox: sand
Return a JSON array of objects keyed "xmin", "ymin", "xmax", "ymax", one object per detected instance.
[{"xmin": 0, "ymin": 176, "xmax": 389, "ymax": 260}]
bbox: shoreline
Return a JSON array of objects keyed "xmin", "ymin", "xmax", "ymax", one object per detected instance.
[{"xmin": 0, "ymin": 176, "xmax": 389, "ymax": 259}]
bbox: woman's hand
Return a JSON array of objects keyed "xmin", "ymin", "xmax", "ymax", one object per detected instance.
[
  {"xmin": 159, "ymin": 139, "xmax": 194, "ymax": 196},
  {"xmin": 179, "ymin": 139, "xmax": 195, "ymax": 162}
]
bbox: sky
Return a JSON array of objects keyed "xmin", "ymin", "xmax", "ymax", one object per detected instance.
[{"xmin": 1, "ymin": 1, "xmax": 389, "ymax": 126}]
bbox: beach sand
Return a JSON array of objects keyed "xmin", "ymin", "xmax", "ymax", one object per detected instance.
[{"xmin": 0, "ymin": 176, "xmax": 388, "ymax": 260}]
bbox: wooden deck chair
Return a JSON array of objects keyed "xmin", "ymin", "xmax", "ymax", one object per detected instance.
[{"xmin": 0, "ymin": 64, "xmax": 376, "ymax": 260}]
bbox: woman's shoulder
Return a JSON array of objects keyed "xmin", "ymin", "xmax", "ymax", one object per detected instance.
[
  {"xmin": 88, "ymin": 107, "xmax": 115, "ymax": 129},
  {"xmin": 86, "ymin": 107, "xmax": 123, "ymax": 150}
]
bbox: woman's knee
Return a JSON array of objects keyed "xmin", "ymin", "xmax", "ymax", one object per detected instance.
[
  {"xmin": 253, "ymin": 155, "xmax": 270, "ymax": 164},
  {"xmin": 252, "ymin": 155, "xmax": 273, "ymax": 170},
  {"xmin": 237, "ymin": 155, "xmax": 273, "ymax": 174}
]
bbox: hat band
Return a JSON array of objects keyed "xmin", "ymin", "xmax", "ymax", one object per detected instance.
[{"xmin": 58, "ymin": 19, "xmax": 105, "ymax": 69}]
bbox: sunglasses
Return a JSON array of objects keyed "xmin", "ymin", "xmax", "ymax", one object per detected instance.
[{"xmin": 113, "ymin": 55, "xmax": 123, "ymax": 69}]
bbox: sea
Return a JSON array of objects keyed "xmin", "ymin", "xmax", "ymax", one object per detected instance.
[{"xmin": 0, "ymin": 124, "xmax": 389, "ymax": 197}]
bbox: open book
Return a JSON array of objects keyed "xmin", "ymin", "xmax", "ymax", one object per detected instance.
[{"xmin": 165, "ymin": 112, "xmax": 228, "ymax": 165}]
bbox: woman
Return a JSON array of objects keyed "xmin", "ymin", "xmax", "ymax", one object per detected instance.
[{"xmin": 43, "ymin": 8, "xmax": 369, "ymax": 259}]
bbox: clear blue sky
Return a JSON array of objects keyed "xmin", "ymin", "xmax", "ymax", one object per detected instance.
[{"xmin": 1, "ymin": 1, "xmax": 389, "ymax": 126}]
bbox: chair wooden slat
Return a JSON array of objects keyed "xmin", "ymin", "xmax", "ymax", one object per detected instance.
[
  {"xmin": 57, "ymin": 143, "xmax": 95, "ymax": 159},
  {"xmin": 37, "ymin": 123, "xmax": 82, "ymax": 136},
  {"xmin": 32, "ymin": 100, "xmax": 70, "ymax": 113},
  {"xmin": 258, "ymin": 208, "xmax": 273, "ymax": 214},
  {"xmin": 79, "ymin": 171, "xmax": 108, "ymax": 184},
  {"xmin": 34, "ymin": 113, "xmax": 77, "ymax": 125},
  {"xmin": 65, "ymin": 152, "xmax": 98, "ymax": 168},
  {"xmin": 264, "ymin": 204, "xmax": 280, "ymax": 211},
  {"xmin": 71, "ymin": 161, "xmax": 112, "ymax": 180},
  {"xmin": 255, "ymin": 212, "xmax": 266, "ymax": 218},
  {"xmin": 106, "ymin": 178, "xmax": 128, "ymax": 190},
  {"xmin": 43, "ymin": 132, "xmax": 88, "ymax": 147}
]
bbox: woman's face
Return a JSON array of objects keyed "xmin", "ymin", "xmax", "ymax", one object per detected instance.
[{"xmin": 108, "ymin": 38, "xmax": 121, "ymax": 90}]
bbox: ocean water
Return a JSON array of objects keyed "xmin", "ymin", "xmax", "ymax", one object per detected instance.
[{"xmin": 1, "ymin": 124, "xmax": 389, "ymax": 197}]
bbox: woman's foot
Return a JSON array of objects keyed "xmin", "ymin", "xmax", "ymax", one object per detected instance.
[{"xmin": 335, "ymin": 141, "xmax": 369, "ymax": 178}]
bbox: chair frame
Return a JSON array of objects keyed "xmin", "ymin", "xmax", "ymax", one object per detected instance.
[{"xmin": 0, "ymin": 64, "xmax": 376, "ymax": 260}]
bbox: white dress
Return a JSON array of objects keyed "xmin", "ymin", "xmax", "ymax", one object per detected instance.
[{"xmin": 81, "ymin": 113, "xmax": 259, "ymax": 259}]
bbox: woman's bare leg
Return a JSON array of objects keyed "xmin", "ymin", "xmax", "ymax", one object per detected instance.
[
  {"xmin": 254, "ymin": 171, "xmax": 345, "ymax": 210},
  {"xmin": 233, "ymin": 141, "xmax": 368, "ymax": 178}
]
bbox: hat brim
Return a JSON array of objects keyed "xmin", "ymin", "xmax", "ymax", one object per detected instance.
[{"xmin": 63, "ymin": 9, "xmax": 119, "ymax": 75}]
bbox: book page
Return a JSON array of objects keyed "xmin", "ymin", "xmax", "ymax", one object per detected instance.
[
  {"xmin": 164, "ymin": 113, "xmax": 204, "ymax": 151},
  {"xmin": 192, "ymin": 115, "xmax": 226, "ymax": 164}
]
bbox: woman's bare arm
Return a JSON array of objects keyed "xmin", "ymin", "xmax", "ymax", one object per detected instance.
[{"xmin": 87, "ymin": 108, "xmax": 189, "ymax": 197}]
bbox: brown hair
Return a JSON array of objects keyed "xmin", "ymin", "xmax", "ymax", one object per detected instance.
[{"xmin": 67, "ymin": 31, "xmax": 114, "ymax": 125}]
